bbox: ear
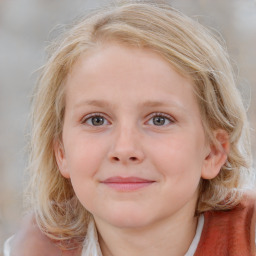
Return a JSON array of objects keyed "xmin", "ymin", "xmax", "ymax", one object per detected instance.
[
  {"xmin": 53, "ymin": 139, "xmax": 70, "ymax": 178},
  {"xmin": 201, "ymin": 129, "xmax": 230, "ymax": 180}
]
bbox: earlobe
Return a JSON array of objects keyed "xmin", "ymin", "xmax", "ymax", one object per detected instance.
[
  {"xmin": 201, "ymin": 129, "xmax": 230, "ymax": 180},
  {"xmin": 54, "ymin": 139, "xmax": 70, "ymax": 178}
]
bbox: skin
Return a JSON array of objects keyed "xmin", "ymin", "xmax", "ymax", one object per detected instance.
[
  {"xmin": 10, "ymin": 43, "xmax": 229, "ymax": 256},
  {"xmin": 54, "ymin": 43, "xmax": 229, "ymax": 256}
]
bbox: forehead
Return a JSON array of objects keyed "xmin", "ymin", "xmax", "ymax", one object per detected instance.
[{"xmin": 64, "ymin": 43, "xmax": 200, "ymax": 116}]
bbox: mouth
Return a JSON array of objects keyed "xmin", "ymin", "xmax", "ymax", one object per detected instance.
[{"xmin": 100, "ymin": 176, "xmax": 155, "ymax": 191}]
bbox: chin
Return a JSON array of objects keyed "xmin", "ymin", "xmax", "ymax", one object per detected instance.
[{"xmin": 103, "ymin": 210, "xmax": 154, "ymax": 229}]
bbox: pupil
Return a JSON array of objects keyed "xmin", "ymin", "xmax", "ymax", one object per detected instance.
[
  {"xmin": 92, "ymin": 116, "xmax": 104, "ymax": 126},
  {"xmin": 153, "ymin": 116, "xmax": 165, "ymax": 126}
]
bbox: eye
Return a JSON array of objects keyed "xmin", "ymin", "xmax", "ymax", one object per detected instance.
[
  {"xmin": 82, "ymin": 113, "xmax": 110, "ymax": 126},
  {"xmin": 147, "ymin": 113, "xmax": 174, "ymax": 126}
]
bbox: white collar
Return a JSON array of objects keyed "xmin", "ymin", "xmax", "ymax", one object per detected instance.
[
  {"xmin": 81, "ymin": 215, "xmax": 204, "ymax": 256},
  {"xmin": 184, "ymin": 214, "xmax": 204, "ymax": 256}
]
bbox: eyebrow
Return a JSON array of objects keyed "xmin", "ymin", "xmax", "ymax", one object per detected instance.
[
  {"xmin": 140, "ymin": 100, "xmax": 187, "ymax": 112},
  {"xmin": 74, "ymin": 100, "xmax": 114, "ymax": 108},
  {"xmin": 74, "ymin": 99, "xmax": 186, "ymax": 112},
  {"xmin": 140, "ymin": 101, "xmax": 172, "ymax": 108}
]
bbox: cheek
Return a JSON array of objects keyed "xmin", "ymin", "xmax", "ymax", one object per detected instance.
[
  {"xmin": 64, "ymin": 136, "xmax": 109, "ymax": 206},
  {"xmin": 65, "ymin": 135, "xmax": 106, "ymax": 176},
  {"xmin": 66, "ymin": 144, "xmax": 100, "ymax": 210},
  {"xmin": 150, "ymin": 135, "xmax": 205, "ymax": 181}
]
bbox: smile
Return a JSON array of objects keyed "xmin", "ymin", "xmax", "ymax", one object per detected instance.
[{"xmin": 101, "ymin": 176, "xmax": 155, "ymax": 191}]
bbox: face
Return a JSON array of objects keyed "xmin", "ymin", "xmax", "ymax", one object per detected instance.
[{"xmin": 55, "ymin": 43, "xmax": 221, "ymax": 230}]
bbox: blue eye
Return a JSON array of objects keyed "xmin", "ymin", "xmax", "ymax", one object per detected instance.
[
  {"xmin": 83, "ymin": 114, "xmax": 109, "ymax": 126},
  {"xmin": 147, "ymin": 113, "xmax": 173, "ymax": 126}
]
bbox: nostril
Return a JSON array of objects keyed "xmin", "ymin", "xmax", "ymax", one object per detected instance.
[
  {"xmin": 113, "ymin": 157, "xmax": 119, "ymax": 161},
  {"xmin": 130, "ymin": 157, "xmax": 137, "ymax": 161}
]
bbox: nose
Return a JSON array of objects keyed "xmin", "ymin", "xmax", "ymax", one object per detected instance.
[{"xmin": 108, "ymin": 126, "xmax": 145, "ymax": 165}]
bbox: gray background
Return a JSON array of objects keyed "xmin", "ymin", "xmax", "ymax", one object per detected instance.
[{"xmin": 0, "ymin": 0, "xmax": 256, "ymax": 252}]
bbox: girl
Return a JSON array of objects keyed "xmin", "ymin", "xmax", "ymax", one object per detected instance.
[{"xmin": 4, "ymin": 1, "xmax": 255, "ymax": 255}]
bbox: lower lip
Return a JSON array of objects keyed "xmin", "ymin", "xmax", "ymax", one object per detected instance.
[{"xmin": 102, "ymin": 182, "xmax": 154, "ymax": 191}]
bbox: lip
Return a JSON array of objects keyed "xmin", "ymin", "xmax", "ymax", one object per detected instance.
[{"xmin": 101, "ymin": 176, "xmax": 155, "ymax": 191}]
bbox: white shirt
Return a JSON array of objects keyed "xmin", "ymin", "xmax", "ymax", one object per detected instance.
[{"xmin": 3, "ymin": 215, "xmax": 205, "ymax": 256}]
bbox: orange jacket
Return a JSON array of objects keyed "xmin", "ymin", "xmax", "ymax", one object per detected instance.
[{"xmin": 194, "ymin": 193, "xmax": 256, "ymax": 256}]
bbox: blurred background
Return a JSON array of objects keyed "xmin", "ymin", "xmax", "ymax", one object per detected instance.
[{"xmin": 0, "ymin": 0, "xmax": 255, "ymax": 252}]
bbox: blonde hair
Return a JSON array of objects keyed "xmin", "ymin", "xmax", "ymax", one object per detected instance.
[{"xmin": 26, "ymin": 0, "xmax": 254, "ymax": 247}]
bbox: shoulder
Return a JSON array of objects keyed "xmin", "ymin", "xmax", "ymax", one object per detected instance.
[
  {"xmin": 195, "ymin": 190, "xmax": 256, "ymax": 256},
  {"xmin": 240, "ymin": 189, "xmax": 256, "ymax": 209},
  {"xmin": 3, "ymin": 213, "xmax": 62, "ymax": 256},
  {"xmin": 4, "ymin": 212, "xmax": 82, "ymax": 256}
]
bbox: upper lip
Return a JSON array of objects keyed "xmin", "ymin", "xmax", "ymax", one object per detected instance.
[{"xmin": 101, "ymin": 176, "xmax": 155, "ymax": 183}]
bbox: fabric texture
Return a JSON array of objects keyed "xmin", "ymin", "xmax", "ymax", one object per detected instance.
[
  {"xmin": 3, "ymin": 192, "xmax": 256, "ymax": 256},
  {"xmin": 3, "ymin": 217, "xmax": 204, "ymax": 256},
  {"xmin": 194, "ymin": 192, "xmax": 256, "ymax": 256},
  {"xmin": 184, "ymin": 215, "xmax": 204, "ymax": 256},
  {"xmin": 3, "ymin": 236, "xmax": 12, "ymax": 256}
]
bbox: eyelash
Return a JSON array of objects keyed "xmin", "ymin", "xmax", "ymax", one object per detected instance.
[
  {"xmin": 81, "ymin": 113, "xmax": 109, "ymax": 126},
  {"xmin": 81, "ymin": 112, "xmax": 175, "ymax": 127},
  {"xmin": 147, "ymin": 112, "xmax": 175, "ymax": 126}
]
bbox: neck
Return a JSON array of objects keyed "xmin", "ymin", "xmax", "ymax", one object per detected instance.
[{"xmin": 95, "ymin": 212, "xmax": 198, "ymax": 256}]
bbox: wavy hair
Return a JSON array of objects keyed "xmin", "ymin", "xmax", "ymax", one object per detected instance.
[{"xmin": 25, "ymin": 0, "xmax": 254, "ymax": 247}]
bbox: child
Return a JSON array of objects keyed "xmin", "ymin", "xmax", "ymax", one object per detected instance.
[{"xmin": 4, "ymin": 1, "xmax": 255, "ymax": 255}]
